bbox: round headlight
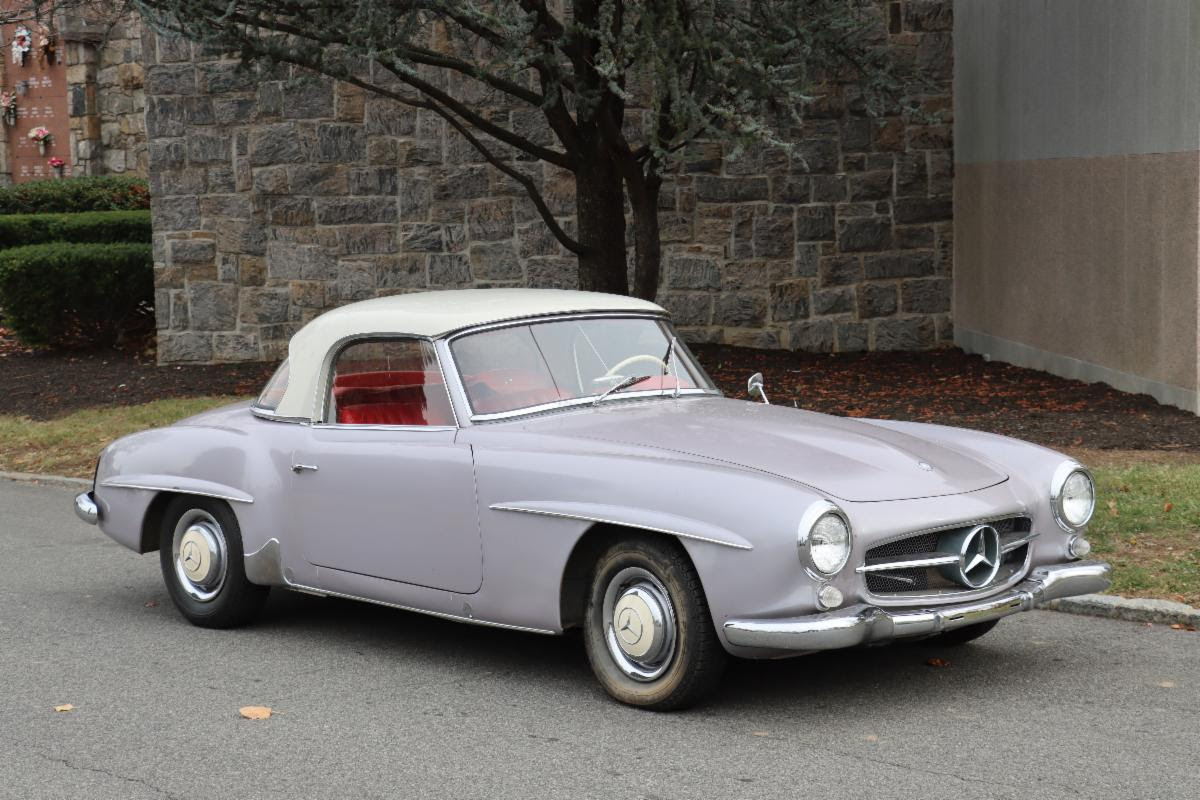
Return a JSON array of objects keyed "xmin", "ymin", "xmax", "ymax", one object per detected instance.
[
  {"xmin": 1052, "ymin": 463, "xmax": 1095, "ymax": 530},
  {"xmin": 799, "ymin": 501, "xmax": 852, "ymax": 576}
]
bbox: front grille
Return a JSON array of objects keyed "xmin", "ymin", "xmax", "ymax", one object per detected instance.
[{"xmin": 863, "ymin": 517, "xmax": 1032, "ymax": 597}]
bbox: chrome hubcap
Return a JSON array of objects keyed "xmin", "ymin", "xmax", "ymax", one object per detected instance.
[
  {"xmin": 172, "ymin": 510, "xmax": 228, "ymax": 602},
  {"xmin": 603, "ymin": 567, "xmax": 677, "ymax": 681}
]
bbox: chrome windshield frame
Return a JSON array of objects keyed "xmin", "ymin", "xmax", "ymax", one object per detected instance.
[{"xmin": 441, "ymin": 312, "xmax": 721, "ymax": 424}]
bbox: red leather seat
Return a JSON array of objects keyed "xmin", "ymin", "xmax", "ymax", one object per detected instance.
[{"xmin": 333, "ymin": 371, "xmax": 454, "ymax": 426}]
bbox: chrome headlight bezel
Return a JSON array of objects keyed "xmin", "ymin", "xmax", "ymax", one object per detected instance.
[
  {"xmin": 797, "ymin": 500, "xmax": 853, "ymax": 577},
  {"xmin": 1050, "ymin": 461, "xmax": 1095, "ymax": 531}
]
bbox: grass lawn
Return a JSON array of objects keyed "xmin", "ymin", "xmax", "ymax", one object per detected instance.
[
  {"xmin": 0, "ymin": 400, "xmax": 1196, "ymax": 605},
  {"xmin": 0, "ymin": 396, "xmax": 245, "ymax": 479}
]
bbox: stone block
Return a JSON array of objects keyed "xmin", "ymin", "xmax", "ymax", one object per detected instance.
[
  {"xmin": 901, "ymin": 277, "xmax": 951, "ymax": 313},
  {"xmin": 401, "ymin": 224, "xmax": 445, "ymax": 253},
  {"xmin": 857, "ymin": 283, "xmax": 898, "ymax": 318},
  {"xmin": 769, "ymin": 280, "xmax": 810, "ymax": 322},
  {"xmin": 838, "ymin": 217, "xmax": 892, "ymax": 252},
  {"xmin": 290, "ymin": 281, "xmax": 325, "ymax": 308},
  {"xmin": 470, "ymin": 242, "xmax": 522, "ymax": 281},
  {"xmin": 864, "ymin": 252, "xmax": 935, "ymax": 279},
  {"xmin": 334, "ymin": 261, "xmax": 378, "ymax": 302},
  {"xmin": 315, "ymin": 123, "xmax": 366, "ymax": 162},
  {"xmin": 659, "ymin": 292, "xmax": 713, "ymax": 327},
  {"xmin": 694, "ymin": 176, "xmax": 769, "ymax": 203},
  {"xmin": 145, "ymin": 64, "xmax": 195, "ymax": 96},
  {"xmin": 315, "ymin": 197, "xmax": 398, "ymax": 225},
  {"xmin": 894, "ymin": 196, "xmax": 952, "ymax": 224},
  {"xmin": 429, "ymin": 254, "xmax": 472, "ymax": 287},
  {"xmin": 239, "ymin": 288, "xmax": 292, "ymax": 325},
  {"xmin": 268, "ymin": 197, "xmax": 315, "ymax": 227},
  {"xmin": 836, "ymin": 322, "xmax": 869, "ymax": 352},
  {"xmin": 267, "ymin": 242, "xmax": 337, "ymax": 281},
  {"xmin": 187, "ymin": 132, "xmax": 230, "ymax": 164},
  {"xmin": 753, "ymin": 210, "xmax": 795, "ymax": 259},
  {"xmin": 287, "ymin": 165, "xmax": 349, "ymax": 195},
  {"xmin": 151, "ymin": 196, "xmax": 200, "ymax": 231},
  {"xmin": 187, "ymin": 282, "xmax": 238, "ymax": 330},
  {"xmin": 812, "ymin": 287, "xmax": 855, "ymax": 316},
  {"xmin": 378, "ymin": 255, "xmax": 428, "ymax": 289},
  {"xmin": 249, "ymin": 124, "xmax": 310, "ymax": 165},
  {"xmin": 168, "ymin": 238, "xmax": 216, "ymax": 266},
  {"xmin": 283, "ymin": 78, "xmax": 335, "ymax": 119},
  {"xmin": 525, "ymin": 258, "xmax": 579, "ymax": 290},
  {"xmin": 158, "ymin": 332, "xmax": 212, "ymax": 363},
  {"xmin": 789, "ymin": 320, "xmax": 835, "ymax": 352},
  {"xmin": 337, "ymin": 225, "xmax": 398, "ymax": 255},
  {"xmin": 715, "ymin": 292, "xmax": 768, "ymax": 327},
  {"xmin": 468, "ymin": 198, "xmax": 514, "ymax": 242},
  {"xmin": 873, "ymin": 317, "xmax": 936, "ymax": 350},
  {"xmin": 848, "ymin": 171, "xmax": 893, "ymax": 202},
  {"xmin": 349, "ymin": 167, "xmax": 399, "ymax": 196},
  {"xmin": 667, "ymin": 256, "xmax": 720, "ymax": 290},
  {"xmin": 795, "ymin": 206, "xmax": 835, "ymax": 241},
  {"xmin": 212, "ymin": 333, "xmax": 260, "ymax": 362}
]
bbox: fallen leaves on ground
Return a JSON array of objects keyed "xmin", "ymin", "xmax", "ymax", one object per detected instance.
[
  {"xmin": 53, "ymin": 704, "xmax": 75, "ymax": 712},
  {"xmin": 1164, "ymin": 502, "xmax": 1174, "ymax": 513},
  {"xmin": 1170, "ymin": 623, "xmax": 1196, "ymax": 632},
  {"xmin": 144, "ymin": 600, "xmax": 158, "ymax": 608},
  {"xmin": 1157, "ymin": 681, "xmax": 1177, "ymax": 688},
  {"xmin": 238, "ymin": 705, "xmax": 272, "ymax": 720},
  {"xmin": 925, "ymin": 657, "xmax": 951, "ymax": 668}
]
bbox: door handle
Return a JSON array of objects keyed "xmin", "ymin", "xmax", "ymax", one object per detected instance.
[{"xmin": 291, "ymin": 463, "xmax": 319, "ymax": 473}]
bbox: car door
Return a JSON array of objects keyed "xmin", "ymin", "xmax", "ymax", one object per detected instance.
[{"xmin": 290, "ymin": 336, "xmax": 482, "ymax": 594}]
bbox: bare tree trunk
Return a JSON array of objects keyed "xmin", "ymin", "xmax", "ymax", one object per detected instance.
[
  {"xmin": 574, "ymin": 130, "xmax": 630, "ymax": 295},
  {"xmin": 627, "ymin": 171, "xmax": 663, "ymax": 301}
]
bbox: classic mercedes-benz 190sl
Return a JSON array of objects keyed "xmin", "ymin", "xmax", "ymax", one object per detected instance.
[{"xmin": 74, "ymin": 289, "xmax": 1110, "ymax": 709}]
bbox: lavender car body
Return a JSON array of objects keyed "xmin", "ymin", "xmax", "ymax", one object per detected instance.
[{"xmin": 74, "ymin": 289, "xmax": 1110, "ymax": 707}]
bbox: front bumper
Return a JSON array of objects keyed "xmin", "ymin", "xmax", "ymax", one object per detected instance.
[
  {"xmin": 724, "ymin": 560, "xmax": 1111, "ymax": 651},
  {"xmin": 74, "ymin": 492, "xmax": 99, "ymax": 525}
]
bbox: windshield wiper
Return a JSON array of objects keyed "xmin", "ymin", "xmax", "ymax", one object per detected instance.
[{"xmin": 593, "ymin": 374, "xmax": 644, "ymax": 406}]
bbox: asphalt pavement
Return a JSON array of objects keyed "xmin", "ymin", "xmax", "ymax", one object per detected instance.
[{"xmin": 1, "ymin": 479, "xmax": 1197, "ymax": 800}]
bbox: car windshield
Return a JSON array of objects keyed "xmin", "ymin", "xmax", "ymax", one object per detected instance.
[{"xmin": 450, "ymin": 317, "xmax": 717, "ymax": 416}]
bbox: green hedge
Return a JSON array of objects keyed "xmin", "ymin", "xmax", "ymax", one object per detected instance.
[
  {"xmin": 0, "ymin": 242, "xmax": 154, "ymax": 347},
  {"xmin": 0, "ymin": 176, "xmax": 150, "ymax": 215},
  {"xmin": 0, "ymin": 210, "xmax": 152, "ymax": 248}
]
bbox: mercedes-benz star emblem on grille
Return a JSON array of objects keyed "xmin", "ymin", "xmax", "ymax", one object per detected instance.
[{"xmin": 937, "ymin": 524, "xmax": 1002, "ymax": 588}]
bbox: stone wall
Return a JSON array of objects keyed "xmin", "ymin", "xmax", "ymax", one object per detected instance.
[
  {"xmin": 64, "ymin": 11, "xmax": 148, "ymax": 177},
  {"xmin": 146, "ymin": 0, "xmax": 953, "ymax": 364}
]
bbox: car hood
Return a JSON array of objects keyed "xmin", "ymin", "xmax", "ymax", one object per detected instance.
[{"xmin": 516, "ymin": 396, "xmax": 1007, "ymax": 502}]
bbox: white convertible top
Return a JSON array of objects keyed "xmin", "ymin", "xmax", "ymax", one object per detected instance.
[{"xmin": 273, "ymin": 288, "xmax": 666, "ymax": 419}]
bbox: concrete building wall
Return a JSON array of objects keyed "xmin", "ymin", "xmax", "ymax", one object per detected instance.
[
  {"xmin": 144, "ymin": 1, "xmax": 956, "ymax": 364},
  {"xmin": 954, "ymin": 0, "xmax": 1200, "ymax": 412}
]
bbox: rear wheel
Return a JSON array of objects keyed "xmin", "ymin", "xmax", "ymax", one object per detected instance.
[
  {"xmin": 583, "ymin": 537, "xmax": 726, "ymax": 710},
  {"xmin": 931, "ymin": 619, "xmax": 1000, "ymax": 645},
  {"xmin": 159, "ymin": 495, "xmax": 268, "ymax": 629}
]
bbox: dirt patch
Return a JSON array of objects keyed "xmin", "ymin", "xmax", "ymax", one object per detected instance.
[
  {"xmin": 694, "ymin": 344, "xmax": 1200, "ymax": 452},
  {"xmin": 3, "ymin": 332, "xmax": 1199, "ymax": 453},
  {"xmin": 0, "ymin": 334, "xmax": 275, "ymax": 421}
]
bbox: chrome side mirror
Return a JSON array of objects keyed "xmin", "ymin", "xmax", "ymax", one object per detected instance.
[{"xmin": 747, "ymin": 372, "xmax": 770, "ymax": 404}]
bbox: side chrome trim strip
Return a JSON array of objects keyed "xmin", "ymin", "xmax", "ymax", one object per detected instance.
[
  {"xmin": 100, "ymin": 480, "xmax": 254, "ymax": 504},
  {"xmin": 490, "ymin": 503, "xmax": 753, "ymax": 551},
  {"xmin": 284, "ymin": 582, "xmax": 558, "ymax": 636}
]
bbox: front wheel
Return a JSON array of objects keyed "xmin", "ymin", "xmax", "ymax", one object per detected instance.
[
  {"xmin": 583, "ymin": 537, "xmax": 726, "ymax": 710},
  {"xmin": 159, "ymin": 496, "xmax": 268, "ymax": 629}
]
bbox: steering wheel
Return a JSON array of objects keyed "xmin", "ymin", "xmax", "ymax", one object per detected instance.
[{"xmin": 604, "ymin": 353, "xmax": 669, "ymax": 378}]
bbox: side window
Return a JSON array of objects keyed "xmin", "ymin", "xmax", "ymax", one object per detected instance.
[{"xmin": 329, "ymin": 339, "xmax": 454, "ymax": 427}]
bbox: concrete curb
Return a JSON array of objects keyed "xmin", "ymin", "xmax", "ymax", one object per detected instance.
[
  {"xmin": 0, "ymin": 470, "xmax": 90, "ymax": 489},
  {"xmin": 1043, "ymin": 594, "xmax": 1200, "ymax": 626}
]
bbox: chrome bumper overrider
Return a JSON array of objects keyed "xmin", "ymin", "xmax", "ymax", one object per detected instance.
[
  {"xmin": 723, "ymin": 561, "xmax": 1111, "ymax": 651},
  {"xmin": 73, "ymin": 492, "xmax": 99, "ymax": 525}
]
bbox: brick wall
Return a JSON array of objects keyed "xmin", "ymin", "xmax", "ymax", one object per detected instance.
[{"xmin": 146, "ymin": 0, "xmax": 953, "ymax": 363}]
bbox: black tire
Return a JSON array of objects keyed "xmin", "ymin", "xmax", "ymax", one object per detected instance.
[
  {"xmin": 583, "ymin": 536, "xmax": 727, "ymax": 711},
  {"xmin": 158, "ymin": 495, "xmax": 268, "ymax": 629},
  {"xmin": 930, "ymin": 619, "xmax": 1000, "ymax": 646}
]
